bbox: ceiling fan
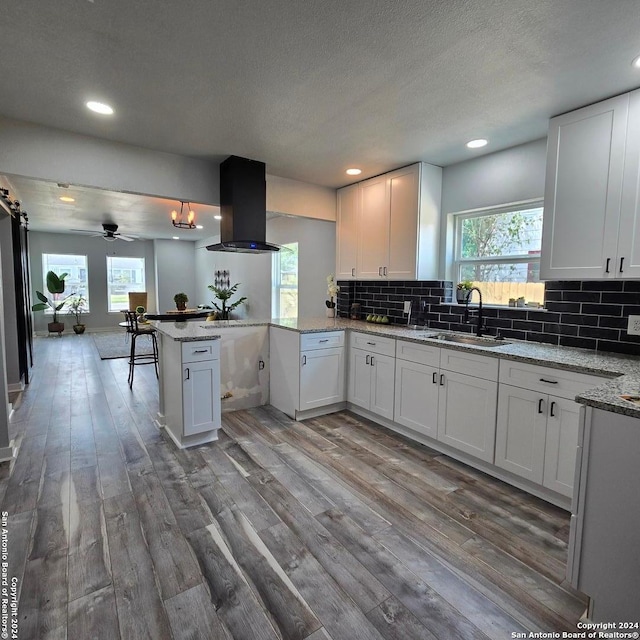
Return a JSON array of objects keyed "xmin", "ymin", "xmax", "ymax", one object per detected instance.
[{"xmin": 70, "ymin": 223, "xmax": 138, "ymax": 242}]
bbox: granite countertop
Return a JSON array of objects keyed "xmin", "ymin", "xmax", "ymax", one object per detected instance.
[{"xmin": 154, "ymin": 316, "xmax": 640, "ymax": 418}]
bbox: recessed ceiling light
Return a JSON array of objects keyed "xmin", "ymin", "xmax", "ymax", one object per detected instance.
[
  {"xmin": 466, "ymin": 138, "xmax": 488, "ymax": 149},
  {"xmin": 196, "ymin": 224, "xmax": 204, "ymax": 229},
  {"xmin": 346, "ymin": 168, "xmax": 362, "ymax": 176},
  {"xmin": 172, "ymin": 236, "xmax": 180, "ymax": 240},
  {"xmin": 633, "ymin": 55, "xmax": 640, "ymax": 68},
  {"xmin": 86, "ymin": 101, "xmax": 114, "ymax": 115},
  {"xmin": 59, "ymin": 196, "xmax": 75, "ymax": 203},
  {"xmin": 214, "ymin": 214, "xmax": 222, "ymax": 220}
]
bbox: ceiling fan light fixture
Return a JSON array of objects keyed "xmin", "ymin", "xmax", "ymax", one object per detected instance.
[{"xmin": 171, "ymin": 201, "xmax": 197, "ymax": 229}]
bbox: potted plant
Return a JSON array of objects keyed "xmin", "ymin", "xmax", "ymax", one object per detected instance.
[
  {"xmin": 31, "ymin": 271, "xmax": 71, "ymax": 335},
  {"xmin": 174, "ymin": 292, "xmax": 188, "ymax": 311},
  {"xmin": 135, "ymin": 305, "xmax": 146, "ymax": 322},
  {"xmin": 207, "ymin": 282, "xmax": 247, "ymax": 320},
  {"xmin": 456, "ymin": 280, "xmax": 473, "ymax": 303},
  {"xmin": 67, "ymin": 295, "xmax": 87, "ymax": 334},
  {"xmin": 326, "ymin": 274, "xmax": 340, "ymax": 317}
]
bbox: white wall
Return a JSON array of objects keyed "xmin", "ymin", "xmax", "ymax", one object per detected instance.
[
  {"xmin": 267, "ymin": 215, "xmax": 337, "ymax": 318},
  {"xmin": 29, "ymin": 231, "xmax": 157, "ymax": 332},
  {"xmin": 267, "ymin": 175, "xmax": 336, "ymax": 221},
  {"xmin": 154, "ymin": 239, "xmax": 197, "ymax": 313},
  {"xmin": 439, "ymin": 138, "xmax": 547, "ymax": 278},
  {"xmin": 441, "ymin": 138, "xmax": 547, "ymax": 214},
  {"xmin": 194, "ymin": 239, "xmax": 271, "ymax": 319},
  {"xmin": 0, "ymin": 116, "xmax": 219, "ymax": 204},
  {"xmin": 0, "ymin": 217, "xmax": 20, "ymax": 388}
]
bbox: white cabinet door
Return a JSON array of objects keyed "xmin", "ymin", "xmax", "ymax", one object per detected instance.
[
  {"xmin": 183, "ymin": 360, "xmax": 221, "ymax": 437},
  {"xmin": 369, "ymin": 352, "xmax": 395, "ymax": 420},
  {"xmin": 336, "ymin": 184, "xmax": 359, "ymax": 280},
  {"xmin": 394, "ymin": 358, "xmax": 438, "ymax": 438},
  {"xmin": 495, "ymin": 384, "xmax": 547, "ymax": 483},
  {"xmin": 541, "ymin": 93, "xmax": 628, "ymax": 280},
  {"xmin": 348, "ymin": 348, "xmax": 372, "ymax": 410},
  {"xmin": 437, "ymin": 371, "xmax": 497, "ymax": 463},
  {"xmin": 300, "ymin": 347, "xmax": 345, "ymax": 411},
  {"xmin": 358, "ymin": 175, "xmax": 389, "ymax": 278},
  {"xmin": 617, "ymin": 88, "xmax": 640, "ymax": 278},
  {"xmin": 543, "ymin": 396, "xmax": 581, "ymax": 498},
  {"xmin": 387, "ymin": 164, "xmax": 419, "ymax": 280}
]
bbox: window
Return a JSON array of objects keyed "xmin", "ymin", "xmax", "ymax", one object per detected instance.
[
  {"xmin": 272, "ymin": 243, "xmax": 298, "ymax": 318},
  {"xmin": 454, "ymin": 204, "xmax": 544, "ymax": 306},
  {"xmin": 106, "ymin": 256, "xmax": 146, "ymax": 312},
  {"xmin": 42, "ymin": 254, "xmax": 89, "ymax": 311}
]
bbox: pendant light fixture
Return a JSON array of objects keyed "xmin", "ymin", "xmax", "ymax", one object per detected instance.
[{"xmin": 171, "ymin": 201, "xmax": 196, "ymax": 229}]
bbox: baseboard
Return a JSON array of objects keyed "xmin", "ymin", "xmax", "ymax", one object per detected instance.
[
  {"xmin": 0, "ymin": 440, "xmax": 16, "ymax": 464},
  {"xmin": 7, "ymin": 381, "xmax": 24, "ymax": 393}
]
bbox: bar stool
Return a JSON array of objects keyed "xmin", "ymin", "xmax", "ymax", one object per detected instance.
[{"xmin": 124, "ymin": 311, "xmax": 158, "ymax": 388}]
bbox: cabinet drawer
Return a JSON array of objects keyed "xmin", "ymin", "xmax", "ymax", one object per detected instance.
[
  {"xmin": 395, "ymin": 339, "xmax": 440, "ymax": 367},
  {"xmin": 499, "ymin": 360, "xmax": 607, "ymax": 400},
  {"xmin": 439, "ymin": 348, "xmax": 499, "ymax": 381},
  {"xmin": 181, "ymin": 340, "xmax": 220, "ymax": 363},
  {"xmin": 300, "ymin": 331, "xmax": 344, "ymax": 351},
  {"xmin": 350, "ymin": 331, "xmax": 396, "ymax": 356}
]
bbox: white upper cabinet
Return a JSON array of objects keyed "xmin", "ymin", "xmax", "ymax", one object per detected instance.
[
  {"xmin": 336, "ymin": 162, "xmax": 442, "ymax": 280},
  {"xmin": 336, "ymin": 184, "xmax": 359, "ymax": 279},
  {"xmin": 617, "ymin": 90, "xmax": 640, "ymax": 278},
  {"xmin": 541, "ymin": 90, "xmax": 640, "ymax": 280}
]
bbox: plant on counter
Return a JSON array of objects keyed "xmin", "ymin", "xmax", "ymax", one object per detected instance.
[
  {"xmin": 67, "ymin": 295, "xmax": 88, "ymax": 334},
  {"xmin": 174, "ymin": 292, "xmax": 189, "ymax": 310},
  {"xmin": 207, "ymin": 282, "xmax": 247, "ymax": 320},
  {"xmin": 326, "ymin": 274, "xmax": 340, "ymax": 309},
  {"xmin": 32, "ymin": 270, "xmax": 72, "ymax": 335},
  {"xmin": 135, "ymin": 305, "xmax": 146, "ymax": 321},
  {"xmin": 456, "ymin": 280, "xmax": 474, "ymax": 303}
]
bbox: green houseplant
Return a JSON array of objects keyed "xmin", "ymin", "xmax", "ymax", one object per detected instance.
[
  {"xmin": 32, "ymin": 271, "xmax": 71, "ymax": 335},
  {"xmin": 456, "ymin": 280, "xmax": 474, "ymax": 303},
  {"xmin": 67, "ymin": 295, "xmax": 87, "ymax": 334},
  {"xmin": 207, "ymin": 282, "xmax": 247, "ymax": 320},
  {"xmin": 174, "ymin": 292, "xmax": 189, "ymax": 311}
]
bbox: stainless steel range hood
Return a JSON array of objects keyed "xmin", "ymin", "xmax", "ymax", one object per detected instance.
[{"xmin": 206, "ymin": 155, "xmax": 280, "ymax": 253}]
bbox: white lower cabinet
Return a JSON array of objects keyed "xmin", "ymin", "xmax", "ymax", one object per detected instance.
[
  {"xmin": 158, "ymin": 337, "xmax": 222, "ymax": 448},
  {"xmin": 394, "ymin": 358, "xmax": 439, "ymax": 438},
  {"xmin": 496, "ymin": 362, "xmax": 606, "ymax": 498},
  {"xmin": 300, "ymin": 347, "xmax": 345, "ymax": 411},
  {"xmin": 437, "ymin": 370, "xmax": 498, "ymax": 464},
  {"xmin": 348, "ymin": 332, "xmax": 396, "ymax": 420},
  {"xmin": 270, "ymin": 327, "xmax": 345, "ymax": 419}
]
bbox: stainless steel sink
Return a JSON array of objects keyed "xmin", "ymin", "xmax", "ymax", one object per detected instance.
[{"xmin": 419, "ymin": 333, "xmax": 510, "ymax": 347}]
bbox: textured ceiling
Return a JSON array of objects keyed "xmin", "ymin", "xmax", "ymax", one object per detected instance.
[{"xmin": 1, "ymin": 0, "xmax": 640, "ymax": 233}]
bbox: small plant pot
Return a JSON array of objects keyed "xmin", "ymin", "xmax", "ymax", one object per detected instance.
[
  {"xmin": 176, "ymin": 302, "xmax": 187, "ymax": 311},
  {"xmin": 326, "ymin": 307, "xmax": 336, "ymax": 318},
  {"xmin": 73, "ymin": 324, "xmax": 86, "ymax": 335},
  {"xmin": 48, "ymin": 321, "xmax": 65, "ymax": 335},
  {"xmin": 456, "ymin": 290, "xmax": 470, "ymax": 304}
]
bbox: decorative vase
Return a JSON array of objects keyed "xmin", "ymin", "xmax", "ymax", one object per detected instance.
[
  {"xmin": 176, "ymin": 302, "xmax": 187, "ymax": 311},
  {"xmin": 326, "ymin": 307, "xmax": 336, "ymax": 318},
  {"xmin": 48, "ymin": 321, "xmax": 65, "ymax": 335},
  {"xmin": 456, "ymin": 290, "xmax": 470, "ymax": 304},
  {"xmin": 73, "ymin": 324, "xmax": 86, "ymax": 335}
]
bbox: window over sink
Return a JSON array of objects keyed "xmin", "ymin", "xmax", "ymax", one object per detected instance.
[
  {"xmin": 454, "ymin": 203, "xmax": 544, "ymax": 306},
  {"xmin": 272, "ymin": 242, "xmax": 298, "ymax": 318}
]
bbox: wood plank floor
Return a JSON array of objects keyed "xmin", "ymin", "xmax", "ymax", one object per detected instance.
[{"xmin": 4, "ymin": 334, "xmax": 587, "ymax": 640}]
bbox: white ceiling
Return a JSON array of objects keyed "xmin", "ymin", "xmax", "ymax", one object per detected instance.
[{"xmin": 2, "ymin": 0, "xmax": 640, "ymax": 235}]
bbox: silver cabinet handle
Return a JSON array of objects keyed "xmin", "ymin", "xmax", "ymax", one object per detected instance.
[
  {"xmin": 370, "ymin": 356, "xmax": 375, "ymax": 366},
  {"xmin": 539, "ymin": 378, "xmax": 558, "ymax": 384},
  {"xmin": 351, "ymin": 267, "xmax": 355, "ymax": 277},
  {"xmin": 366, "ymin": 341, "xmax": 376, "ymax": 345},
  {"xmin": 550, "ymin": 401, "xmax": 556, "ymax": 417},
  {"xmin": 365, "ymin": 355, "xmax": 370, "ymax": 365},
  {"xmin": 605, "ymin": 257, "xmax": 611, "ymax": 273},
  {"xmin": 439, "ymin": 374, "xmax": 445, "ymax": 386},
  {"xmin": 538, "ymin": 398, "xmax": 544, "ymax": 414},
  {"xmin": 620, "ymin": 257, "xmax": 625, "ymax": 273},
  {"xmin": 383, "ymin": 266, "xmax": 387, "ymax": 276},
  {"xmin": 193, "ymin": 349, "xmax": 208, "ymax": 353},
  {"xmin": 378, "ymin": 267, "xmax": 383, "ymax": 276},
  {"xmin": 185, "ymin": 367, "xmax": 190, "ymax": 381},
  {"xmin": 319, "ymin": 339, "xmax": 329, "ymax": 343},
  {"xmin": 432, "ymin": 371, "xmax": 437, "ymax": 384},
  {"xmin": 302, "ymin": 355, "xmax": 307, "ymax": 366}
]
